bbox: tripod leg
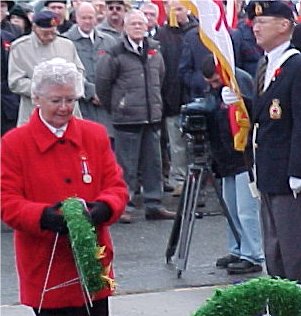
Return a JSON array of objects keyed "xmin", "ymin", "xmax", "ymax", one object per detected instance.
[
  {"xmin": 165, "ymin": 179, "xmax": 186, "ymax": 263},
  {"xmin": 176, "ymin": 166, "xmax": 203, "ymax": 277},
  {"xmin": 208, "ymin": 171, "xmax": 241, "ymax": 249}
]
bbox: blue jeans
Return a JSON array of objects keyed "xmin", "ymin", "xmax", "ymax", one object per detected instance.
[{"xmin": 222, "ymin": 171, "xmax": 264, "ymax": 264}]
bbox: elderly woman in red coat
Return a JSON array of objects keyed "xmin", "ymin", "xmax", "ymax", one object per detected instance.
[{"xmin": 1, "ymin": 58, "xmax": 128, "ymax": 316}]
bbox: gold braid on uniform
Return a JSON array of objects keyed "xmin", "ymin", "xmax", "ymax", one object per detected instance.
[
  {"xmin": 193, "ymin": 277, "xmax": 301, "ymax": 316},
  {"xmin": 62, "ymin": 198, "xmax": 116, "ymax": 293}
]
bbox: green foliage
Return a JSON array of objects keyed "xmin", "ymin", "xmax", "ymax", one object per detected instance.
[
  {"xmin": 193, "ymin": 277, "xmax": 301, "ymax": 316},
  {"xmin": 62, "ymin": 198, "xmax": 105, "ymax": 293}
]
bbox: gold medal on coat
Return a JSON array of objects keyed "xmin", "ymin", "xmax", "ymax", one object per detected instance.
[{"xmin": 269, "ymin": 99, "xmax": 282, "ymax": 120}]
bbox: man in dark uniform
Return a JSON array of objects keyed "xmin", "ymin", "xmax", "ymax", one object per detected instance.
[{"xmin": 249, "ymin": 1, "xmax": 301, "ymax": 282}]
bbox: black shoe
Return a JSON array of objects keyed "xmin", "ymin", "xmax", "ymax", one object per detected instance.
[
  {"xmin": 145, "ymin": 208, "xmax": 176, "ymax": 220},
  {"xmin": 227, "ymin": 259, "xmax": 262, "ymax": 275},
  {"xmin": 216, "ymin": 254, "xmax": 240, "ymax": 268}
]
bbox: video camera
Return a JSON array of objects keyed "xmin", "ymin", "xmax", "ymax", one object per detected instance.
[
  {"xmin": 179, "ymin": 97, "xmax": 216, "ymax": 164},
  {"xmin": 179, "ymin": 97, "xmax": 216, "ymax": 134}
]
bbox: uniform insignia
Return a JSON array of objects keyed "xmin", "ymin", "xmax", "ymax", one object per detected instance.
[
  {"xmin": 269, "ymin": 99, "xmax": 282, "ymax": 120},
  {"xmin": 255, "ymin": 3, "xmax": 263, "ymax": 16}
]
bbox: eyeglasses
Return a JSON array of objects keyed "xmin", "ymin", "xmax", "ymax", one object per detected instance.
[
  {"xmin": 108, "ymin": 5, "xmax": 123, "ymax": 12},
  {"xmin": 46, "ymin": 97, "xmax": 77, "ymax": 107}
]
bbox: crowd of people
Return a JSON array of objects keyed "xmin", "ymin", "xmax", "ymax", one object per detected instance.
[{"xmin": 1, "ymin": 0, "xmax": 301, "ymax": 315}]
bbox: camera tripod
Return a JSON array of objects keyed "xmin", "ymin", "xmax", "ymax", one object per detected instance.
[{"xmin": 165, "ymin": 135, "xmax": 241, "ymax": 278}]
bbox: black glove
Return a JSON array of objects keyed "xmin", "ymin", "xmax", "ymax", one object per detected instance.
[
  {"xmin": 86, "ymin": 201, "xmax": 112, "ymax": 225},
  {"xmin": 40, "ymin": 202, "xmax": 68, "ymax": 235}
]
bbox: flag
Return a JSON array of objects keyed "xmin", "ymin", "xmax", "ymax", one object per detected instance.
[
  {"xmin": 226, "ymin": 0, "xmax": 238, "ymax": 29},
  {"xmin": 180, "ymin": 0, "xmax": 250, "ymax": 151}
]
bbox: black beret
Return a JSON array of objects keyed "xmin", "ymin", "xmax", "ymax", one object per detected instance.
[
  {"xmin": 44, "ymin": 0, "xmax": 67, "ymax": 7},
  {"xmin": 105, "ymin": 0, "xmax": 125, "ymax": 4},
  {"xmin": 3, "ymin": 1, "xmax": 15, "ymax": 11},
  {"xmin": 33, "ymin": 10, "xmax": 60, "ymax": 28},
  {"xmin": 246, "ymin": 1, "xmax": 294, "ymax": 21}
]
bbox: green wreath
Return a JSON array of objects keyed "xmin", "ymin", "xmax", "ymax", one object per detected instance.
[
  {"xmin": 62, "ymin": 197, "xmax": 115, "ymax": 293},
  {"xmin": 193, "ymin": 277, "xmax": 301, "ymax": 316}
]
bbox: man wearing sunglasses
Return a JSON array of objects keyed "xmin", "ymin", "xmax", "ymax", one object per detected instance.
[{"xmin": 96, "ymin": 0, "xmax": 128, "ymax": 39}]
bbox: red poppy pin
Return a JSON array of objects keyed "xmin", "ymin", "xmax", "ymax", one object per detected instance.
[
  {"xmin": 97, "ymin": 49, "xmax": 107, "ymax": 56},
  {"xmin": 272, "ymin": 67, "xmax": 282, "ymax": 81},
  {"xmin": 147, "ymin": 49, "xmax": 157, "ymax": 57},
  {"xmin": 3, "ymin": 40, "xmax": 11, "ymax": 51}
]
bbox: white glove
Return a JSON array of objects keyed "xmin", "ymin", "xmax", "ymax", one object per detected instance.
[
  {"xmin": 289, "ymin": 176, "xmax": 301, "ymax": 198},
  {"xmin": 221, "ymin": 86, "xmax": 240, "ymax": 105}
]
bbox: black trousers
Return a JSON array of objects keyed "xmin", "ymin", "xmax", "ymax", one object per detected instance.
[{"xmin": 33, "ymin": 298, "xmax": 109, "ymax": 316}]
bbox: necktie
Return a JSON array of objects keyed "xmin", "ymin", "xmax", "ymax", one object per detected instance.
[
  {"xmin": 257, "ymin": 56, "xmax": 268, "ymax": 95},
  {"xmin": 137, "ymin": 46, "xmax": 143, "ymax": 55}
]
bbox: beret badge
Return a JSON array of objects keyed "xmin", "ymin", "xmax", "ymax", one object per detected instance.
[{"xmin": 255, "ymin": 3, "xmax": 263, "ymax": 16}]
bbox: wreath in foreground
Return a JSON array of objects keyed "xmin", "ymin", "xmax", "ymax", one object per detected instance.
[
  {"xmin": 62, "ymin": 198, "xmax": 115, "ymax": 293},
  {"xmin": 193, "ymin": 277, "xmax": 301, "ymax": 316}
]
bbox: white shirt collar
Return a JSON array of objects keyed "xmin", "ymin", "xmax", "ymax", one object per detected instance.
[
  {"xmin": 264, "ymin": 41, "xmax": 290, "ymax": 90},
  {"xmin": 78, "ymin": 26, "xmax": 95, "ymax": 43},
  {"xmin": 127, "ymin": 36, "xmax": 143, "ymax": 52},
  {"xmin": 38, "ymin": 109, "xmax": 68, "ymax": 138}
]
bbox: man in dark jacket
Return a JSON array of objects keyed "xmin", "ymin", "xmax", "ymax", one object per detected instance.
[
  {"xmin": 202, "ymin": 54, "xmax": 264, "ymax": 274},
  {"xmin": 1, "ymin": 29, "xmax": 19, "ymax": 136},
  {"xmin": 155, "ymin": 0, "xmax": 199, "ymax": 195},
  {"xmin": 95, "ymin": 9, "xmax": 175, "ymax": 223}
]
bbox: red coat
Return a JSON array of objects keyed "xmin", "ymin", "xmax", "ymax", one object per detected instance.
[{"xmin": 1, "ymin": 109, "xmax": 128, "ymax": 308}]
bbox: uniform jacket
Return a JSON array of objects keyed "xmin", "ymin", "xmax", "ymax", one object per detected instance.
[
  {"xmin": 253, "ymin": 51, "xmax": 301, "ymax": 194},
  {"xmin": 8, "ymin": 32, "xmax": 84, "ymax": 126},
  {"xmin": 63, "ymin": 25, "xmax": 116, "ymax": 136},
  {"xmin": 155, "ymin": 16, "xmax": 199, "ymax": 117},
  {"xmin": 1, "ymin": 109, "xmax": 128, "ymax": 308},
  {"xmin": 95, "ymin": 35, "xmax": 165, "ymax": 125}
]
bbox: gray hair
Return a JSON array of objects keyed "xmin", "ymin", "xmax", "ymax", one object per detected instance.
[
  {"xmin": 124, "ymin": 8, "xmax": 148, "ymax": 25},
  {"xmin": 139, "ymin": 2, "xmax": 159, "ymax": 18},
  {"xmin": 31, "ymin": 58, "xmax": 84, "ymax": 98}
]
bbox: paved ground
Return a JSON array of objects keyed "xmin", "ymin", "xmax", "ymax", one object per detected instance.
[{"xmin": 1, "ymin": 188, "xmax": 265, "ymax": 315}]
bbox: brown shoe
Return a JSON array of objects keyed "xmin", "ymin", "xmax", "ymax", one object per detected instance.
[
  {"xmin": 119, "ymin": 212, "xmax": 132, "ymax": 224},
  {"xmin": 145, "ymin": 208, "xmax": 176, "ymax": 220}
]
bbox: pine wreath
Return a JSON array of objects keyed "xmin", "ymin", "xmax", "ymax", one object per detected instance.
[
  {"xmin": 193, "ymin": 277, "xmax": 301, "ymax": 316},
  {"xmin": 62, "ymin": 197, "xmax": 115, "ymax": 293}
]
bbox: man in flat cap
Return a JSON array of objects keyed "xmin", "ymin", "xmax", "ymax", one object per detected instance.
[
  {"xmin": 245, "ymin": 0, "xmax": 301, "ymax": 282},
  {"xmin": 8, "ymin": 10, "xmax": 84, "ymax": 126},
  {"xmin": 45, "ymin": 0, "xmax": 73, "ymax": 33}
]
